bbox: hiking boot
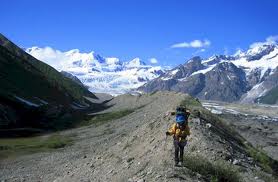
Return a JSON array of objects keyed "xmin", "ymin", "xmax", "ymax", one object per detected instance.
[{"xmin": 175, "ymin": 161, "xmax": 179, "ymax": 167}]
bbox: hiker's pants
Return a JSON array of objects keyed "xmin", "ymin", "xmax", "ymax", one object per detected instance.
[{"xmin": 173, "ymin": 140, "xmax": 187, "ymax": 163}]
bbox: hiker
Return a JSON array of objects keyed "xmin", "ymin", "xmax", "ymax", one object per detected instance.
[{"xmin": 166, "ymin": 106, "xmax": 190, "ymax": 166}]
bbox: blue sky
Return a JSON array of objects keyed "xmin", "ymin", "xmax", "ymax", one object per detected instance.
[{"xmin": 1, "ymin": 0, "xmax": 278, "ymax": 66}]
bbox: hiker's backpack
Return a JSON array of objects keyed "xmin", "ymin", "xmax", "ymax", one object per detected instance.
[{"xmin": 175, "ymin": 107, "xmax": 188, "ymax": 125}]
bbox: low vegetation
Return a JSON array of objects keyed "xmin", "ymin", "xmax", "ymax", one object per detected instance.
[
  {"xmin": 0, "ymin": 107, "xmax": 138, "ymax": 160},
  {"xmin": 255, "ymin": 170, "xmax": 278, "ymax": 182},
  {"xmin": 0, "ymin": 134, "xmax": 73, "ymax": 159},
  {"xmin": 77, "ymin": 109, "xmax": 135, "ymax": 127},
  {"xmin": 180, "ymin": 96, "xmax": 202, "ymax": 109},
  {"xmin": 246, "ymin": 145, "xmax": 278, "ymax": 174},
  {"xmin": 183, "ymin": 154, "xmax": 241, "ymax": 182}
]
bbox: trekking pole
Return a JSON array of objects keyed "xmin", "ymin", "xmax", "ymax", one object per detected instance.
[
  {"xmin": 163, "ymin": 111, "xmax": 170, "ymax": 151},
  {"xmin": 163, "ymin": 134, "xmax": 168, "ymax": 151}
]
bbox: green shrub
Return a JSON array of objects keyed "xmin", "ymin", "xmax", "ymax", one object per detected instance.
[
  {"xmin": 246, "ymin": 146, "xmax": 274, "ymax": 174},
  {"xmin": 183, "ymin": 154, "xmax": 242, "ymax": 182}
]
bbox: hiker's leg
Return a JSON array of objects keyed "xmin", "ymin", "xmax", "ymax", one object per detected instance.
[
  {"xmin": 174, "ymin": 140, "xmax": 179, "ymax": 164},
  {"xmin": 179, "ymin": 141, "xmax": 187, "ymax": 163},
  {"xmin": 179, "ymin": 145, "xmax": 184, "ymax": 163}
]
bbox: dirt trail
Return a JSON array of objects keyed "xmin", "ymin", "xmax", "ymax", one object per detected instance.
[{"xmin": 0, "ymin": 92, "xmax": 271, "ymax": 181}]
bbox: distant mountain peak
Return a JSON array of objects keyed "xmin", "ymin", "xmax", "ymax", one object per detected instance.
[
  {"xmin": 66, "ymin": 49, "xmax": 81, "ymax": 54},
  {"xmin": 191, "ymin": 56, "xmax": 202, "ymax": 61},
  {"xmin": 125, "ymin": 57, "xmax": 146, "ymax": 67},
  {"xmin": 25, "ymin": 46, "xmax": 40, "ymax": 52},
  {"xmin": 233, "ymin": 49, "xmax": 245, "ymax": 58},
  {"xmin": 246, "ymin": 43, "xmax": 276, "ymax": 61}
]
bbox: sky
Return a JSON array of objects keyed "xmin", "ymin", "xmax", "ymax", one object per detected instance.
[{"xmin": 1, "ymin": 0, "xmax": 278, "ymax": 66}]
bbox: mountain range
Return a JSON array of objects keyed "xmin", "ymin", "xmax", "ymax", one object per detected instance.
[
  {"xmin": 25, "ymin": 38, "xmax": 278, "ymax": 105},
  {"xmin": 26, "ymin": 47, "xmax": 164, "ymax": 95},
  {"xmin": 139, "ymin": 42, "xmax": 278, "ymax": 104}
]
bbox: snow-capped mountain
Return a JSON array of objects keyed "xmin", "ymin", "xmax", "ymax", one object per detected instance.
[
  {"xmin": 139, "ymin": 41, "xmax": 278, "ymax": 104},
  {"xmin": 26, "ymin": 47, "xmax": 164, "ymax": 95}
]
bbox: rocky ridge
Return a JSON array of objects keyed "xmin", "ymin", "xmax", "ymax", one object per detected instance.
[{"xmin": 1, "ymin": 92, "xmax": 276, "ymax": 182}]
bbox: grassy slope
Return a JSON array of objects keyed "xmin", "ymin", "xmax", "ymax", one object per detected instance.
[
  {"xmin": 0, "ymin": 134, "xmax": 74, "ymax": 159},
  {"xmin": 0, "ymin": 46, "xmax": 74, "ymax": 105},
  {"xmin": 77, "ymin": 109, "xmax": 135, "ymax": 127},
  {"xmin": 0, "ymin": 107, "xmax": 137, "ymax": 159},
  {"xmin": 0, "ymin": 34, "xmax": 100, "ymax": 133},
  {"xmin": 0, "ymin": 33, "xmax": 96, "ymax": 103}
]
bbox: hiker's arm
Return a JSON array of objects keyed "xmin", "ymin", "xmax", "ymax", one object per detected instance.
[
  {"xmin": 164, "ymin": 111, "xmax": 175, "ymax": 117},
  {"xmin": 186, "ymin": 111, "xmax": 192, "ymax": 122}
]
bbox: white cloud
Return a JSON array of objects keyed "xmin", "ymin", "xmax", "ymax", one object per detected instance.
[
  {"xmin": 25, "ymin": 46, "xmax": 96, "ymax": 71},
  {"xmin": 250, "ymin": 35, "xmax": 278, "ymax": 48},
  {"xmin": 25, "ymin": 46, "xmax": 65, "ymax": 70},
  {"xmin": 149, "ymin": 57, "xmax": 158, "ymax": 64},
  {"xmin": 192, "ymin": 48, "xmax": 206, "ymax": 55},
  {"xmin": 171, "ymin": 39, "xmax": 211, "ymax": 49},
  {"xmin": 266, "ymin": 35, "xmax": 278, "ymax": 43}
]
